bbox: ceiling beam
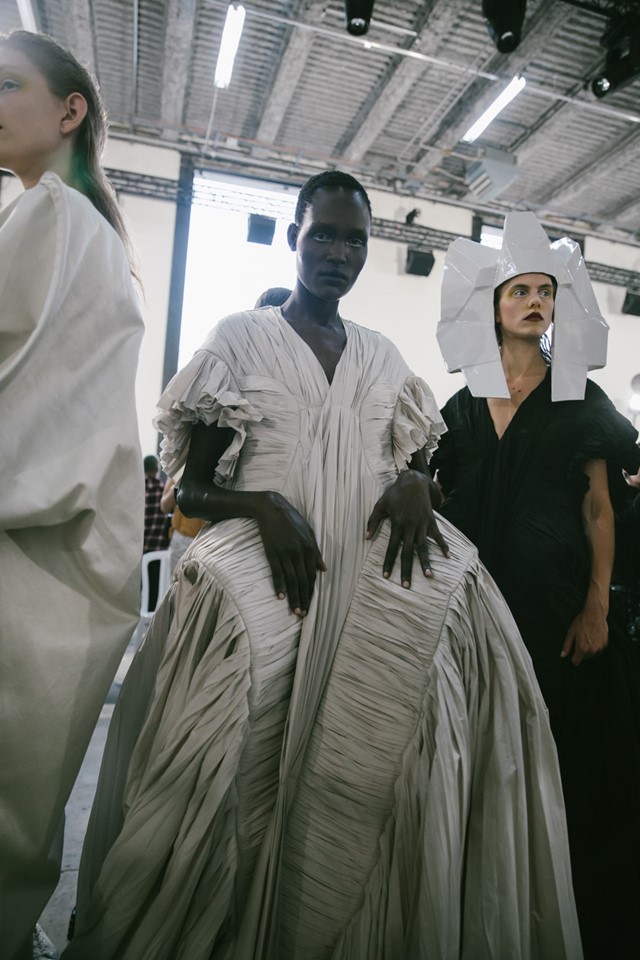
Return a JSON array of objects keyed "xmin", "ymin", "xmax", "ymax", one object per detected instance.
[
  {"xmin": 253, "ymin": 0, "xmax": 322, "ymax": 149},
  {"xmin": 538, "ymin": 127, "xmax": 640, "ymax": 209},
  {"xmin": 161, "ymin": 0, "xmax": 198, "ymax": 138},
  {"xmin": 608, "ymin": 194, "xmax": 640, "ymax": 226},
  {"xmin": 62, "ymin": 0, "xmax": 96, "ymax": 73},
  {"xmin": 341, "ymin": 0, "xmax": 470, "ymax": 165},
  {"xmin": 410, "ymin": 0, "xmax": 573, "ymax": 176}
]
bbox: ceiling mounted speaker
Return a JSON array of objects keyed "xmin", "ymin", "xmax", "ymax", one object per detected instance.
[
  {"xmin": 465, "ymin": 146, "xmax": 518, "ymax": 201},
  {"xmin": 622, "ymin": 289, "xmax": 640, "ymax": 316},
  {"xmin": 247, "ymin": 214, "xmax": 276, "ymax": 245},
  {"xmin": 406, "ymin": 249, "xmax": 435, "ymax": 277}
]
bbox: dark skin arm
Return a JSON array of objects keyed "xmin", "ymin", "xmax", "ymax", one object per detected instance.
[
  {"xmin": 177, "ymin": 420, "xmax": 325, "ymax": 617},
  {"xmin": 179, "ymin": 420, "xmax": 449, "ymax": 612},
  {"xmin": 366, "ymin": 446, "xmax": 449, "ymax": 588}
]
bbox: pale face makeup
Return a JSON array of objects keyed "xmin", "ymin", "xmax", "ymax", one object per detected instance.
[{"xmin": 495, "ymin": 272, "xmax": 555, "ymax": 344}]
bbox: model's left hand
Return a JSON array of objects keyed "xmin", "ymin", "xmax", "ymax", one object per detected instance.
[
  {"xmin": 366, "ymin": 470, "xmax": 449, "ymax": 586},
  {"xmin": 561, "ymin": 600, "xmax": 609, "ymax": 666},
  {"xmin": 623, "ymin": 467, "xmax": 640, "ymax": 490}
]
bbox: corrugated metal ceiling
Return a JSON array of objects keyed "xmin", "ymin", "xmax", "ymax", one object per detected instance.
[{"xmin": 0, "ymin": 0, "xmax": 639, "ymax": 243}]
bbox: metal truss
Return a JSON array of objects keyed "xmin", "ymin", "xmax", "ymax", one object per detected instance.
[
  {"xmin": 105, "ymin": 166, "xmax": 640, "ymax": 289},
  {"xmin": 106, "ymin": 168, "xmax": 187, "ymax": 205}
]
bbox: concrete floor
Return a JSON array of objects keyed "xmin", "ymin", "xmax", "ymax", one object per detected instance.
[{"xmin": 37, "ymin": 625, "xmax": 144, "ymax": 954}]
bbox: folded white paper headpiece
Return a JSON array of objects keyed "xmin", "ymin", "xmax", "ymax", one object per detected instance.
[{"xmin": 437, "ymin": 211, "xmax": 609, "ymax": 400}]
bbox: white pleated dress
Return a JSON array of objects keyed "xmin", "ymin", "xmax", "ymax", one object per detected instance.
[{"xmin": 67, "ymin": 308, "xmax": 582, "ymax": 960}]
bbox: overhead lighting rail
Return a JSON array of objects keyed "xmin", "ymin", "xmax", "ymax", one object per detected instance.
[{"xmin": 591, "ymin": 12, "xmax": 640, "ymax": 98}]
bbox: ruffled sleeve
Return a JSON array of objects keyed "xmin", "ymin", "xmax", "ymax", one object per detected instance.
[
  {"xmin": 392, "ymin": 375, "xmax": 447, "ymax": 471},
  {"xmin": 561, "ymin": 381, "xmax": 640, "ymax": 508},
  {"xmin": 153, "ymin": 349, "xmax": 263, "ymax": 482}
]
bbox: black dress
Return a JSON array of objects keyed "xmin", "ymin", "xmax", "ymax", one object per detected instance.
[{"xmin": 431, "ymin": 370, "xmax": 640, "ymax": 959}]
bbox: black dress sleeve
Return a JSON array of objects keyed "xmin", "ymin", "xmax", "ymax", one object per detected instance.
[
  {"xmin": 428, "ymin": 391, "xmax": 466, "ymax": 496},
  {"xmin": 565, "ymin": 380, "xmax": 640, "ymax": 510}
]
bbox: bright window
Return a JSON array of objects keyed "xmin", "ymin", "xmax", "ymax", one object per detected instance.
[{"xmin": 179, "ymin": 174, "xmax": 298, "ymax": 367}]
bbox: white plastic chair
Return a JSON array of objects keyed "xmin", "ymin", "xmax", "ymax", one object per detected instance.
[{"xmin": 140, "ymin": 549, "xmax": 172, "ymax": 621}]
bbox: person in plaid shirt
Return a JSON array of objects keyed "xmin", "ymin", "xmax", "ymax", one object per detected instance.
[
  {"xmin": 144, "ymin": 455, "xmax": 168, "ymax": 610},
  {"xmin": 143, "ymin": 455, "xmax": 168, "ymax": 554}
]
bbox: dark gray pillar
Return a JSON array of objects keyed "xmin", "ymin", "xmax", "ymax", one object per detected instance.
[{"xmin": 162, "ymin": 154, "xmax": 195, "ymax": 390}]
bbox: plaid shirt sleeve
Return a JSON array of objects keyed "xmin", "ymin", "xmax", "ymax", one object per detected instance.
[{"xmin": 144, "ymin": 476, "xmax": 169, "ymax": 552}]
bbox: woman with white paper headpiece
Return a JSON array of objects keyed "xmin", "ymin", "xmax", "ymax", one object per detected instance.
[{"xmin": 433, "ymin": 211, "xmax": 640, "ymax": 959}]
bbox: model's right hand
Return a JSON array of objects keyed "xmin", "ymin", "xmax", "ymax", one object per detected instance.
[{"xmin": 255, "ymin": 492, "xmax": 326, "ymax": 616}]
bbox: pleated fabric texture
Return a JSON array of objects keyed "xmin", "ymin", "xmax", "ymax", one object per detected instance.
[{"xmin": 66, "ymin": 308, "xmax": 582, "ymax": 960}]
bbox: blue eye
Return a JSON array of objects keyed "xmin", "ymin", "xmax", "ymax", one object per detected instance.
[{"xmin": 0, "ymin": 78, "xmax": 19, "ymax": 91}]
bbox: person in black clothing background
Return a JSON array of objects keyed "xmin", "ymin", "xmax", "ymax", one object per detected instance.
[
  {"xmin": 612, "ymin": 461, "xmax": 640, "ymax": 639},
  {"xmin": 143, "ymin": 454, "xmax": 168, "ymax": 608},
  {"xmin": 432, "ymin": 215, "xmax": 640, "ymax": 959}
]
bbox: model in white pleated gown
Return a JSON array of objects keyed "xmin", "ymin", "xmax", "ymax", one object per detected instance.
[{"xmin": 66, "ymin": 308, "xmax": 582, "ymax": 960}]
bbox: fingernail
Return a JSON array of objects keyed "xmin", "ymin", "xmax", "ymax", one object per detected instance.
[
  {"xmin": 402, "ymin": 580, "xmax": 410, "ymax": 589},
  {"xmin": 365, "ymin": 531, "xmax": 371, "ymax": 539},
  {"xmin": 278, "ymin": 593, "xmax": 285, "ymax": 600},
  {"xmin": 424, "ymin": 568, "xmax": 432, "ymax": 577},
  {"xmin": 294, "ymin": 607, "xmax": 302, "ymax": 616},
  {"xmin": 383, "ymin": 571, "xmax": 390, "ymax": 579}
]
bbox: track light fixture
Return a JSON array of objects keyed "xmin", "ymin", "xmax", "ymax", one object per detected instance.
[
  {"xmin": 344, "ymin": 0, "xmax": 374, "ymax": 37},
  {"xmin": 482, "ymin": 0, "xmax": 527, "ymax": 54},
  {"xmin": 591, "ymin": 14, "xmax": 640, "ymax": 99}
]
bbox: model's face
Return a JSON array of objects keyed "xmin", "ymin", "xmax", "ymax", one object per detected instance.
[
  {"xmin": 288, "ymin": 186, "xmax": 370, "ymax": 301},
  {"xmin": 496, "ymin": 272, "xmax": 554, "ymax": 343},
  {"xmin": 0, "ymin": 47, "xmax": 69, "ymax": 182}
]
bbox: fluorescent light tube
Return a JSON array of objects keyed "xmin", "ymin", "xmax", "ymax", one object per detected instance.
[
  {"xmin": 461, "ymin": 76, "xmax": 526, "ymax": 143},
  {"xmin": 214, "ymin": 4, "xmax": 246, "ymax": 90},
  {"xmin": 16, "ymin": 0, "xmax": 38, "ymax": 31}
]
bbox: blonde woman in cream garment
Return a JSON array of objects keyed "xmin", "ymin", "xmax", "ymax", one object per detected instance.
[{"xmin": 0, "ymin": 31, "xmax": 143, "ymax": 960}]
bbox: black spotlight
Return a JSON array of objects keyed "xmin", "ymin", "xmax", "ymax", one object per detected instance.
[
  {"xmin": 247, "ymin": 214, "xmax": 276, "ymax": 246},
  {"xmin": 405, "ymin": 249, "xmax": 435, "ymax": 277},
  {"xmin": 482, "ymin": 0, "xmax": 527, "ymax": 54},
  {"xmin": 622, "ymin": 288, "xmax": 640, "ymax": 317},
  {"xmin": 591, "ymin": 15, "xmax": 640, "ymax": 99},
  {"xmin": 345, "ymin": 0, "xmax": 374, "ymax": 36}
]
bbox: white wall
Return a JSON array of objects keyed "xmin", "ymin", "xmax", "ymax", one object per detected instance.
[
  {"xmin": 103, "ymin": 139, "xmax": 181, "ymax": 455},
  {"xmin": 585, "ymin": 236, "xmax": 640, "ymax": 419},
  {"xmin": 341, "ymin": 188, "xmax": 469, "ymax": 405}
]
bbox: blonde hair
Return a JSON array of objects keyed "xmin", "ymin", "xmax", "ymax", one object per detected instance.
[{"xmin": 1, "ymin": 30, "xmax": 135, "ymax": 268}]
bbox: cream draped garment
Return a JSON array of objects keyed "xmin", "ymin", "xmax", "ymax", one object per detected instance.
[
  {"xmin": 67, "ymin": 307, "xmax": 582, "ymax": 960},
  {"xmin": 0, "ymin": 173, "xmax": 144, "ymax": 958}
]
